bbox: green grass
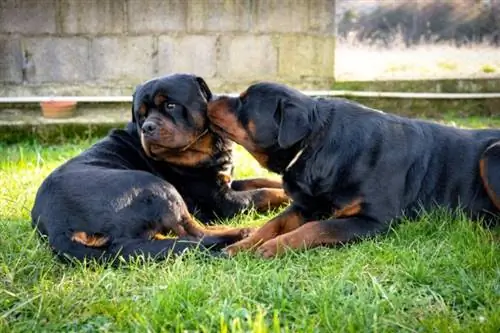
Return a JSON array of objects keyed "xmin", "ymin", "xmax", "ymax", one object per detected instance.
[
  {"xmin": 481, "ymin": 65, "xmax": 497, "ymax": 74},
  {"xmin": 1, "ymin": 121, "xmax": 499, "ymax": 332}
]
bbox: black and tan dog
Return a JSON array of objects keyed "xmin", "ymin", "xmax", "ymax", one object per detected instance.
[
  {"xmin": 31, "ymin": 74, "xmax": 288, "ymax": 263},
  {"xmin": 207, "ymin": 82, "xmax": 500, "ymax": 258}
]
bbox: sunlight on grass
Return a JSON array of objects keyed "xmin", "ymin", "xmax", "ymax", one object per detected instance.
[
  {"xmin": 481, "ymin": 64, "xmax": 497, "ymax": 74},
  {"xmin": 437, "ymin": 61, "xmax": 458, "ymax": 71},
  {"xmin": 0, "ymin": 123, "xmax": 499, "ymax": 332},
  {"xmin": 336, "ymin": 38, "xmax": 500, "ymax": 81}
]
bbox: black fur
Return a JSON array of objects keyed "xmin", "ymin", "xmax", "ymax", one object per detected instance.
[
  {"xmin": 31, "ymin": 74, "xmax": 285, "ymax": 264},
  {"xmin": 208, "ymin": 82, "xmax": 500, "ymax": 255}
]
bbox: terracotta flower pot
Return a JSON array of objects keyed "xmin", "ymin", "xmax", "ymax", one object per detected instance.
[{"xmin": 40, "ymin": 100, "xmax": 77, "ymax": 119}]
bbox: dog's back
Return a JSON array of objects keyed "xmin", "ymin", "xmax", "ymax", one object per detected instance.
[
  {"xmin": 307, "ymin": 98, "xmax": 500, "ymax": 223},
  {"xmin": 31, "ymin": 125, "xmax": 240, "ymax": 264}
]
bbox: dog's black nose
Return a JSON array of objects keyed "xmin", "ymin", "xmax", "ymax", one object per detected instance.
[{"xmin": 142, "ymin": 121, "xmax": 157, "ymax": 134}]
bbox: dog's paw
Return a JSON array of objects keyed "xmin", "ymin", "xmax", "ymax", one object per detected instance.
[
  {"xmin": 255, "ymin": 239, "xmax": 282, "ymax": 259},
  {"xmin": 223, "ymin": 244, "xmax": 240, "ymax": 257},
  {"xmin": 239, "ymin": 227, "xmax": 257, "ymax": 239},
  {"xmin": 223, "ymin": 239, "xmax": 251, "ymax": 257}
]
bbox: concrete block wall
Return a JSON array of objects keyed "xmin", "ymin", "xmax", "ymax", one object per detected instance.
[{"xmin": 0, "ymin": 0, "xmax": 335, "ymax": 96}]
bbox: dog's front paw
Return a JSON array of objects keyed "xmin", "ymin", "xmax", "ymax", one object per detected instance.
[
  {"xmin": 223, "ymin": 238, "xmax": 253, "ymax": 257},
  {"xmin": 255, "ymin": 238, "xmax": 285, "ymax": 259},
  {"xmin": 239, "ymin": 227, "xmax": 257, "ymax": 239}
]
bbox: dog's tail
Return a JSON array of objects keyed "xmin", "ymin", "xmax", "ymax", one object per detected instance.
[{"xmin": 48, "ymin": 233, "xmax": 232, "ymax": 265}]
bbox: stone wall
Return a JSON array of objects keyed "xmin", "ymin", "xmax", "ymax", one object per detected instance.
[{"xmin": 0, "ymin": 0, "xmax": 336, "ymax": 96}]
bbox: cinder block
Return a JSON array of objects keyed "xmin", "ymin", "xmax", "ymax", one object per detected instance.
[
  {"xmin": 278, "ymin": 35, "xmax": 335, "ymax": 78},
  {"xmin": 0, "ymin": 0, "xmax": 56, "ymax": 34},
  {"xmin": 91, "ymin": 36, "xmax": 154, "ymax": 82},
  {"xmin": 127, "ymin": 0, "xmax": 186, "ymax": 33},
  {"xmin": 253, "ymin": 0, "xmax": 309, "ymax": 33},
  {"xmin": 187, "ymin": 0, "xmax": 251, "ymax": 32},
  {"xmin": 60, "ymin": 0, "xmax": 125, "ymax": 34},
  {"xmin": 308, "ymin": 0, "xmax": 336, "ymax": 35},
  {"xmin": 24, "ymin": 37, "xmax": 91, "ymax": 83},
  {"xmin": 158, "ymin": 35, "xmax": 216, "ymax": 78},
  {"xmin": 0, "ymin": 38, "xmax": 23, "ymax": 83},
  {"xmin": 218, "ymin": 35, "xmax": 277, "ymax": 79}
]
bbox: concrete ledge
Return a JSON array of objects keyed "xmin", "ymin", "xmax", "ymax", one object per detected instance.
[
  {"xmin": 0, "ymin": 104, "xmax": 129, "ymax": 126},
  {"xmin": 2, "ymin": 78, "xmax": 500, "ymax": 97}
]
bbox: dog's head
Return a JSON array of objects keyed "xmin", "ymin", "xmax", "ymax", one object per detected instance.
[
  {"xmin": 207, "ymin": 82, "xmax": 314, "ymax": 173},
  {"xmin": 132, "ymin": 73, "xmax": 214, "ymax": 165}
]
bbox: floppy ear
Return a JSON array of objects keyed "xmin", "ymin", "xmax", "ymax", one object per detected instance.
[
  {"xmin": 131, "ymin": 96, "xmax": 136, "ymax": 123},
  {"xmin": 196, "ymin": 77, "xmax": 213, "ymax": 102},
  {"xmin": 277, "ymin": 99, "xmax": 311, "ymax": 148},
  {"xmin": 131, "ymin": 85, "xmax": 141, "ymax": 123}
]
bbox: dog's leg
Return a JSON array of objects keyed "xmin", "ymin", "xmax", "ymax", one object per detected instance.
[
  {"xmin": 247, "ymin": 188, "xmax": 290, "ymax": 210},
  {"xmin": 210, "ymin": 172, "xmax": 289, "ymax": 219},
  {"xmin": 50, "ymin": 233, "xmax": 110, "ymax": 263},
  {"xmin": 224, "ymin": 206, "xmax": 304, "ymax": 256},
  {"xmin": 178, "ymin": 215, "xmax": 253, "ymax": 243},
  {"xmin": 58, "ymin": 231, "xmax": 238, "ymax": 264},
  {"xmin": 71, "ymin": 231, "xmax": 110, "ymax": 247},
  {"xmin": 111, "ymin": 235, "xmax": 235, "ymax": 262},
  {"xmin": 231, "ymin": 178, "xmax": 283, "ymax": 191},
  {"xmin": 255, "ymin": 217, "xmax": 387, "ymax": 258},
  {"xmin": 219, "ymin": 173, "xmax": 290, "ymax": 211},
  {"xmin": 230, "ymin": 188, "xmax": 291, "ymax": 212},
  {"xmin": 205, "ymin": 187, "xmax": 290, "ymax": 223},
  {"xmin": 480, "ymin": 141, "xmax": 500, "ymax": 210}
]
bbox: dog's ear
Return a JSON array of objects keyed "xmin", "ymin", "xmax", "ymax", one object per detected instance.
[
  {"xmin": 276, "ymin": 99, "xmax": 311, "ymax": 149},
  {"xmin": 131, "ymin": 85, "xmax": 142, "ymax": 123},
  {"xmin": 131, "ymin": 97, "xmax": 136, "ymax": 123},
  {"xmin": 196, "ymin": 77, "xmax": 213, "ymax": 102}
]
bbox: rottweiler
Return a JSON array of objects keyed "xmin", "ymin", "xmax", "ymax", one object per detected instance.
[
  {"xmin": 207, "ymin": 82, "xmax": 500, "ymax": 258},
  {"xmin": 31, "ymin": 74, "xmax": 288, "ymax": 263}
]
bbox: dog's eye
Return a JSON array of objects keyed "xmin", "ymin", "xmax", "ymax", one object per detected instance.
[{"xmin": 165, "ymin": 103, "xmax": 176, "ymax": 110}]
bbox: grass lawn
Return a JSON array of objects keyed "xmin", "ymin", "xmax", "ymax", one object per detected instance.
[{"xmin": 1, "ymin": 119, "xmax": 499, "ymax": 332}]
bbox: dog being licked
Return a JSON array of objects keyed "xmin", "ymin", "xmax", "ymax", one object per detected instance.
[
  {"xmin": 207, "ymin": 82, "xmax": 500, "ymax": 258},
  {"xmin": 31, "ymin": 74, "xmax": 288, "ymax": 263}
]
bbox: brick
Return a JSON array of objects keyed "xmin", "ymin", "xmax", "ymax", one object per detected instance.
[
  {"xmin": 187, "ymin": 0, "xmax": 251, "ymax": 32},
  {"xmin": 127, "ymin": 0, "xmax": 186, "ymax": 33},
  {"xmin": 0, "ymin": 0, "xmax": 56, "ymax": 34},
  {"xmin": 92, "ymin": 36, "xmax": 154, "ymax": 82},
  {"xmin": 158, "ymin": 35, "xmax": 216, "ymax": 78},
  {"xmin": 253, "ymin": 0, "xmax": 309, "ymax": 33},
  {"xmin": 218, "ymin": 35, "xmax": 278, "ymax": 79},
  {"xmin": 308, "ymin": 0, "xmax": 336, "ymax": 35},
  {"xmin": 23, "ymin": 37, "xmax": 90, "ymax": 83},
  {"xmin": 0, "ymin": 38, "xmax": 23, "ymax": 83},
  {"xmin": 60, "ymin": 0, "xmax": 125, "ymax": 34},
  {"xmin": 278, "ymin": 35, "xmax": 335, "ymax": 78}
]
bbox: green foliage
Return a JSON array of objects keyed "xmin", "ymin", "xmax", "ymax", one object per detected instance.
[
  {"xmin": 0, "ymin": 128, "xmax": 499, "ymax": 332},
  {"xmin": 481, "ymin": 65, "xmax": 497, "ymax": 74}
]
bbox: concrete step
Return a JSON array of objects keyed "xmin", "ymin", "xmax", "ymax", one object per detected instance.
[{"xmin": 0, "ymin": 104, "xmax": 129, "ymax": 126}]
